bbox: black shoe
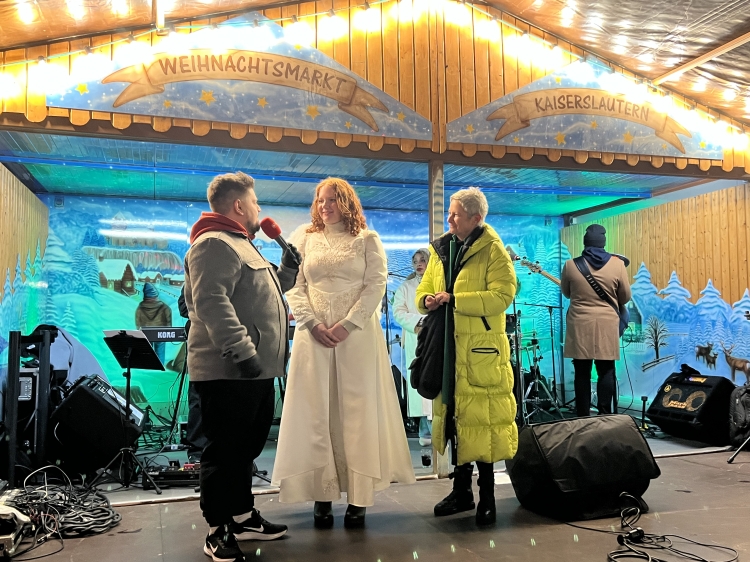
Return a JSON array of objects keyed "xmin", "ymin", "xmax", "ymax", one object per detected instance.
[
  {"xmin": 476, "ymin": 497, "xmax": 496, "ymax": 526},
  {"xmin": 204, "ymin": 525, "xmax": 244, "ymax": 562},
  {"xmin": 343, "ymin": 505, "xmax": 366, "ymax": 529},
  {"xmin": 313, "ymin": 501, "xmax": 334, "ymax": 529},
  {"xmin": 434, "ymin": 489, "xmax": 476, "ymax": 516},
  {"xmin": 230, "ymin": 509, "xmax": 287, "ymax": 541}
]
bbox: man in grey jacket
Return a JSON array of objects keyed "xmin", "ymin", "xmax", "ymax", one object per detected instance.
[{"xmin": 184, "ymin": 172, "xmax": 300, "ymax": 562}]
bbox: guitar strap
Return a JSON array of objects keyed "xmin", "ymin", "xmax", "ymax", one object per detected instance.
[{"xmin": 573, "ymin": 256, "xmax": 620, "ymax": 317}]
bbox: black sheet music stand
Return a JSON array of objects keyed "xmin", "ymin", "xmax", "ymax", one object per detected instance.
[{"xmin": 88, "ymin": 331, "xmax": 164, "ymax": 494}]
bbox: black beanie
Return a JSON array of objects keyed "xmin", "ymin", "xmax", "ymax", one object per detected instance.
[{"xmin": 583, "ymin": 224, "xmax": 606, "ymax": 248}]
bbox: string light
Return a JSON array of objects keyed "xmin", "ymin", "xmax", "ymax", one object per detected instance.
[
  {"xmin": 111, "ymin": 0, "xmax": 128, "ymax": 16},
  {"xmin": 319, "ymin": 10, "xmax": 348, "ymax": 41},
  {"xmin": 17, "ymin": 1, "xmax": 36, "ymax": 24},
  {"xmin": 3, "ymin": 0, "xmax": 746, "ymax": 147},
  {"xmin": 0, "ymin": 74, "xmax": 21, "ymax": 100},
  {"xmin": 723, "ymin": 88, "xmax": 738, "ymax": 102},
  {"xmin": 285, "ymin": 15, "xmax": 315, "ymax": 46}
]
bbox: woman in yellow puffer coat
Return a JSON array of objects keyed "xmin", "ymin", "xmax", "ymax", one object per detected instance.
[{"xmin": 416, "ymin": 187, "xmax": 517, "ymax": 526}]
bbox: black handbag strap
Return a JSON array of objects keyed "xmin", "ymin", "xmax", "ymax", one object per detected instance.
[{"xmin": 573, "ymin": 256, "xmax": 619, "ymax": 316}]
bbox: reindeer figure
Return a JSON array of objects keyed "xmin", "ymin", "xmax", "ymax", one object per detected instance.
[
  {"xmin": 695, "ymin": 342, "xmax": 714, "ymax": 363},
  {"xmin": 720, "ymin": 342, "xmax": 750, "ymax": 384},
  {"xmin": 705, "ymin": 352, "xmax": 718, "ymax": 370}
]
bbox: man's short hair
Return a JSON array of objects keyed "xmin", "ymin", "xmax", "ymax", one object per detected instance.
[
  {"xmin": 450, "ymin": 187, "xmax": 489, "ymax": 224},
  {"xmin": 207, "ymin": 172, "xmax": 255, "ymax": 213}
]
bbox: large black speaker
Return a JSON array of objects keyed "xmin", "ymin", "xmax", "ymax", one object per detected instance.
[
  {"xmin": 647, "ymin": 366, "xmax": 735, "ymax": 445},
  {"xmin": 49, "ymin": 375, "xmax": 145, "ymax": 474},
  {"xmin": 506, "ymin": 415, "xmax": 660, "ymax": 520}
]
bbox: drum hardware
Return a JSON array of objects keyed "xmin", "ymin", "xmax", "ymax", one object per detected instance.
[{"xmin": 522, "ymin": 332, "xmax": 564, "ymax": 424}]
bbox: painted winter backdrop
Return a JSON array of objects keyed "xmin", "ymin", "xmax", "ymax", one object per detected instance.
[{"xmin": 0, "ymin": 195, "xmax": 564, "ymax": 420}]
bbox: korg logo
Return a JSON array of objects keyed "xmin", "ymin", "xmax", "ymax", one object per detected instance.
[{"xmin": 158, "ymin": 331, "xmax": 176, "ymax": 339}]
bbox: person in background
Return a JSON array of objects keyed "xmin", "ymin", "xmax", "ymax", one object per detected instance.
[
  {"xmin": 135, "ymin": 282, "xmax": 172, "ymax": 364},
  {"xmin": 416, "ymin": 187, "xmax": 517, "ymax": 527},
  {"xmin": 272, "ymin": 177, "xmax": 414, "ymax": 530},
  {"xmin": 393, "ymin": 248, "xmax": 432, "ymax": 446},
  {"xmin": 184, "ymin": 171, "xmax": 300, "ymax": 562},
  {"xmin": 561, "ymin": 224, "xmax": 631, "ymax": 417}
]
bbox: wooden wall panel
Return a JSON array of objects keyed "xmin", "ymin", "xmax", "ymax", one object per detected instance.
[
  {"xmin": 0, "ymin": 165, "xmax": 48, "ymax": 302},
  {"xmin": 560, "ymin": 183, "xmax": 750, "ymax": 306}
]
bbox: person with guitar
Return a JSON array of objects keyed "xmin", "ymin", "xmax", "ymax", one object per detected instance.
[{"xmin": 560, "ymin": 224, "xmax": 631, "ymax": 417}]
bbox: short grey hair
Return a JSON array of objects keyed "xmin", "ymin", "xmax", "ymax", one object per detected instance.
[{"xmin": 450, "ymin": 187, "xmax": 488, "ymax": 224}]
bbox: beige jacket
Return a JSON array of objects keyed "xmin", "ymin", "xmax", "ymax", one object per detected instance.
[
  {"xmin": 561, "ymin": 257, "xmax": 631, "ymax": 361},
  {"xmin": 184, "ymin": 231, "xmax": 297, "ymax": 382}
]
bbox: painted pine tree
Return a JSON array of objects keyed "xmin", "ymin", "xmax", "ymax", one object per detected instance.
[
  {"xmin": 1, "ymin": 268, "xmax": 12, "ymax": 333},
  {"xmin": 45, "ymin": 292, "xmax": 61, "ymax": 328},
  {"xmin": 658, "ymin": 271, "xmax": 694, "ymax": 323},
  {"xmin": 62, "ymin": 302, "xmax": 77, "ymax": 337}
]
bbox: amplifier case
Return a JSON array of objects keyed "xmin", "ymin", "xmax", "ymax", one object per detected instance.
[
  {"xmin": 647, "ymin": 371, "xmax": 735, "ymax": 445},
  {"xmin": 50, "ymin": 376, "xmax": 144, "ymax": 474}
]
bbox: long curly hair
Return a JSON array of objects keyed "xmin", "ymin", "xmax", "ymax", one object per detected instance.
[{"xmin": 307, "ymin": 177, "xmax": 368, "ymax": 236}]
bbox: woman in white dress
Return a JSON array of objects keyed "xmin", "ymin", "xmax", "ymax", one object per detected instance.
[
  {"xmin": 392, "ymin": 249, "xmax": 432, "ymax": 446},
  {"xmin": 272, "ymin": 177, "xmax": 415, "ymax": 529}
]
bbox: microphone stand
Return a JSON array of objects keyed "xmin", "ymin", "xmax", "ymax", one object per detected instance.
[{"xmin": 518, "ymin": 302, "xmax": 563, "ymax": 404}]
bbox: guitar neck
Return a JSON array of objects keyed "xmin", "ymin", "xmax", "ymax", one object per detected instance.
[{"xmin": 539, "ymin": 270, "xmax": 561, "ymax": 286}]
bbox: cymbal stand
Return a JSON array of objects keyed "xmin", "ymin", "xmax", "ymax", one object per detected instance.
[{"xmin": 523, "ymin": 334, "xmax": 564, "ymax": 424}]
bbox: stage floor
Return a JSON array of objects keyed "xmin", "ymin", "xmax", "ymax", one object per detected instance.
[{"xmin": 25, "ymin": 448, "xmax": 749, "ymax": 562}]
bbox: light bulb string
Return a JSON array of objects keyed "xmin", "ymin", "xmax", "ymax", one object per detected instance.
[{"xmin": 1, "ymin": 0, "xmax": 741, "ymax": 132}]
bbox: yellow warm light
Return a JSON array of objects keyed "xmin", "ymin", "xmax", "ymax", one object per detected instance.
[
  {"xmin": 0, "ymin": 74, "xmax": 21, "ymax": 99},
  {"xmin": 28, "ymin": 62, "xmax": 70, "ymax": 96},
  {"xmin": 66, "ymin": 0, "xmax": 85, "ymax": 20},
  {"xmin": 475, "ymin": 18, "xmax": 500, "ymax": 42},
  {"xmin": 723, "ymin": 88, "xmax": 737, "ymax": 102},
  {"xmin": 111, "ymin": 0, "xmax": 128, "ymax": 16},
  {"xmin": 732, "ymin": 132, "xmax": 749, "ymax": 151},
  {"xmin": 285, "ymin": 19, "xmax": 315, "ymax": 46},
  {"xmin": 71, "ymin": 52, "xmax": 114, "ymax": 84},
  {"xmin": 319, "ymin": 13, "xmax": 348, "ymax": 41},
  {"xmin": 17, "ymin": 1, "xmax": 36, "ymax": 24},
  {"xmin": 549, "ymin": 45, "xmax": 567, "ymax": 69},
  {"xmin": 444, "ymin": 1, "xmax": 472, "ymax": 27},
  {"xmin": 390, "ymin": 0, "xmax": 427, "ymax": 22},
  {"xmin": 114, "ymin": 40, "xmax": 154, "ymax": 67},
  {"xmin": 353, "ymin": 6, "xmax": 381, "ymax": 33}
]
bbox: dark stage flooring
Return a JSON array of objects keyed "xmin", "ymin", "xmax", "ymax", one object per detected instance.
[{"xmin": 27, "ymin": 449, "xmax": 749, "ymax": 562}]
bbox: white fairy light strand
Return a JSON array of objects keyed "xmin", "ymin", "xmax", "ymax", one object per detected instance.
[{"xmin": 0, "ymin": 0, "xmax": 744, "ymax": 137}]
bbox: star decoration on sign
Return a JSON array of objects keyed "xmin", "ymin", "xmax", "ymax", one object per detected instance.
[
  {"xmin": 555, "ymin": 77, "xmax": 562, "ymax": 84},
  {"xmin": 163, "ymin": 100, "xmax": 172, "ymax": 108},
  {"xmin": 75, "ymin": 83, "xmax": 89, "ymax": 95},
  {"xmin": 699, "ymin": 141, "xmax": 707, "ymax": 149},
  {"xmin": 513, "ymin": 136, "xmax": 520, "ymax": 143},
  {"xmin": 555, "ymin": 132, "xmax": 566, "ymax": 145},
  {"xmin": 590, "ymin": 121, "xmax": 598, "ymax": 129},
  {"xmin": 345, "ymin": 121, "xmax": 353, "ymax": 129},
  {"xmin": 662, "ymin": 144, "xmax": 667, "ymax": 149},
  {"xmin": 258, "ymin": 97, "xmax": 268, "ymax": 108},
  {"xmin": 307, "ymin": 105, "xmax": 320, "ymax": 120},
  {"xmin": 623, "ymin": 131, "xmax": 634, "ymax": 143},
  {"xmin": 466, "ymin": 124, "xmax": 475, "ymax": 133},
  {"xmin": 200, "ymin": 90, "xmax": 216, "ymax": 106},
  {"xmin": 397, "ymin": 112, "xmax": 406, "ymax": 121}
]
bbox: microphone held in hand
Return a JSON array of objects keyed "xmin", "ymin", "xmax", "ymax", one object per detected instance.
[{"xmin": 260, "ymin": 217, "xmax": 300, "ymax": 265}]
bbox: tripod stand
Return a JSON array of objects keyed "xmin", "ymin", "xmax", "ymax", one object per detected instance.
[
  {"xmin": 88, "ymin": 331, "xmax": 164, "ymax": 495},
  {"xmin": 522, "ymin": 334, "xmax": 564, "ymax": 424}
]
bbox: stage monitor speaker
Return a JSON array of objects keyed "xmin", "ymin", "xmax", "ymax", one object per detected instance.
[
  {"xmin": 49, "ymin": 375, "xmax": 145, "ymax": 474},
  {"xmin": 506, "ymin": 415, "xmax": 660, "ymax": 521},
  {"xmin": 647, "ymin": 366, "xmax": 735, "ymax": 445}
]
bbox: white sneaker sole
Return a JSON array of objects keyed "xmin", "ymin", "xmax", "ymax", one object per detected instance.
[
  {"xmin": 234, "ymin": 529, "xmax": 287, "ymax": 541},
  {"xmin": 203, "ymin": 543, "xmax": 244, "ymax": 562}
]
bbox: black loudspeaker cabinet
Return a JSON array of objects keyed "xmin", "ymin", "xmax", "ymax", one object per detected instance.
[
  {"xmin": 506, "ymin": 415, "xmax": 661, "ymax": 521},
  {"xmin": 647, "ymin": 369, "xmax": 735, "ymax": 445},
  {"xmin": 49, "ymin": 375, "xmax": 145, "ymax": 475}
]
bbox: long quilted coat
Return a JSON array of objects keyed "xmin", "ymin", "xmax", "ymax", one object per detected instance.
[{"xmin": 416, "ymin": 224, "xmax": 518, "ymax": 465}]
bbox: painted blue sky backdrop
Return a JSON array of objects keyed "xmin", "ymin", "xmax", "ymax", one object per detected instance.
[
  {"xmin": 46, "ymin": 13, "xmax": 432, "ymax": 140},
  {"xmin": 447, "ymin": 61, "xmax": 725, "ymax": 159}
]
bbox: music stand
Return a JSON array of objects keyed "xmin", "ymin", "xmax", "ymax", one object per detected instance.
[{"xmin": 88, "ymin": 330, "xmax": 164, "ymax": 495}]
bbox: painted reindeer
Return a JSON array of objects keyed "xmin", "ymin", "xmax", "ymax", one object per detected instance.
[
  {"xmin": 695, "ymin": 342, "xmax": 714, "ymax": 363},
  {"xmin": 720, "ymin": 342, "xmax": 750, "ymax": 384},
  {"xmin": 705, "ymin": 352, "xmax": 718, "ymax": 370}
]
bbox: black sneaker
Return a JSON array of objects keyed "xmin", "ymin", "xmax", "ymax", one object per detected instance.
[
  {"xmin": 204, "ymin": 526, "xmax": 244, "ymax": 562},
  {"xmin": 231, "ymin": 509, "xmax": 288, "ymax": 541}
]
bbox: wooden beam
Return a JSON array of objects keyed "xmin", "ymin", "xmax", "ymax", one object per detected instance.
[
  {"xmin": 653, "ymin": 29, "xmax": 750, "ymax": 85},
  {"xmin": 650, "ymin": 177, "xmax": 715, "ymax": 196}
]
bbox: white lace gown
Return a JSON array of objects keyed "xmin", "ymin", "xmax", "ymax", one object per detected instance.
[{"xmin": 272, "ymin": 222, "xmax": 415, "ymax": 506}]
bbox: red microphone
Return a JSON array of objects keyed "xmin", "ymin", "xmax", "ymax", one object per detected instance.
[{"xmin": 260, "ymin": 218, "xmax": 300, "ymax": 265}]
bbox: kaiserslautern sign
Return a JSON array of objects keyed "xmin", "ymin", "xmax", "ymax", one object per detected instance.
[
  {"xmin": 46, "ymin": 13, "xmax": 432, "ymax": 140},
  {"xmin": 447, "ymin": 61, "xmax": 723, "ymax": 158}
]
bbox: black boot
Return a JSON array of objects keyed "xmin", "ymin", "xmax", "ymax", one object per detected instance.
[
  {"xmin": 475, "ymin": 462, "xmax": 496, "ymax": 526},
  {"xmin": 344, "ymin": 505, "xmax": 366, "ymax": 529},
  {"xmin": 434, "ymin": 464, "xmax": 475, "ymax": 517},
  {"xmin": 313, "ymin": 501, "xmax": 333, "ymax": 529}
]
